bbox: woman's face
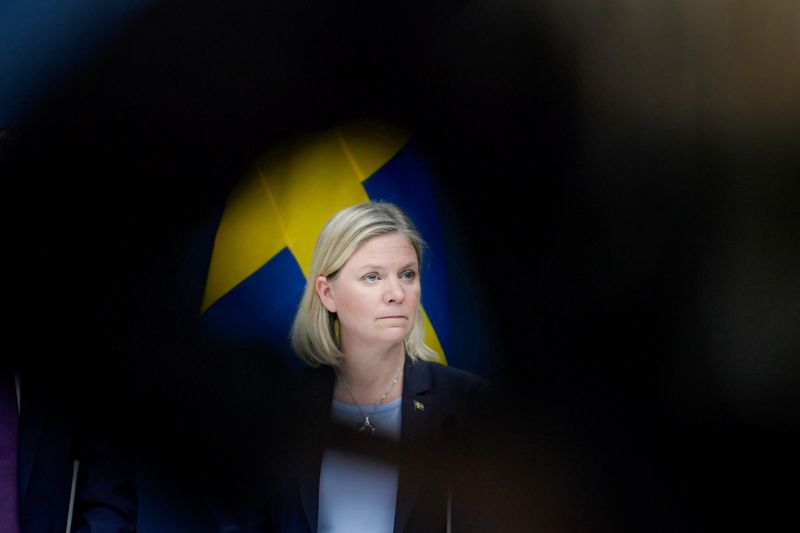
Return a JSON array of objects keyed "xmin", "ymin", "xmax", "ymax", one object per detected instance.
[{"xmin": 317, "ymin": 232, "xmax": 420, "ymax": 353}]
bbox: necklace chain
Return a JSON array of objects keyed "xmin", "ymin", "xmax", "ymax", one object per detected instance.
[{"xmin": 337, "ymin": 363, "xmax": 403, "ymax": 434}]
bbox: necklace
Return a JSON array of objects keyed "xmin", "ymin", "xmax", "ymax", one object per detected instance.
[{"xmin": 337, "ymin": 364, "xmax": 403, "ymax": 435}]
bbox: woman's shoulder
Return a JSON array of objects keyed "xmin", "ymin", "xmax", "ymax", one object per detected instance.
[
  {"xmin": 413, "ymin": 359, "xmax": 489, "ymax": 387},
  {"xmin": 407, "ymin": 360, "xmax": 496, "ymax": 437},
  {"xmin": 407, "ymin": 360, "xmax": 493, "ymax": 409}
]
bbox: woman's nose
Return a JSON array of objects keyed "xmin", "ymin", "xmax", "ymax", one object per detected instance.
[{"xmin": 384, "ymin": 277, "xmax": 404, "ymax": 303}]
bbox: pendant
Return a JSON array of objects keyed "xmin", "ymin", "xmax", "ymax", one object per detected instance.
[{"xmin": 357, "ymin": 416, "xmax": 376, "ymax": 434}]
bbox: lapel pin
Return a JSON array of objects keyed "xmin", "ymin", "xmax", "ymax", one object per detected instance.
[{"xmin": 413, "ymin": 400, "xmax": 425, "ymax": 411}]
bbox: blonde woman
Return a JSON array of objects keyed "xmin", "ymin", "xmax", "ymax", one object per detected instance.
[{"xmin": 267, "ymin": 201, "xmax": 491, "ymax": 533}]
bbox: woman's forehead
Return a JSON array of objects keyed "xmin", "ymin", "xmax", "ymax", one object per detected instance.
[{"xmin": 348, "ymin": 234, "xmax": 418, "ymax": 265}]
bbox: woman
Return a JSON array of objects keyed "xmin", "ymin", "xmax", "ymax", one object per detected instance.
[{"xmin": 268, "ymin": 201, "xmax": 491, "ymax": 533}]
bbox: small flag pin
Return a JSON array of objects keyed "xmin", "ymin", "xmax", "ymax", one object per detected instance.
[{"xmin": 413, "ymin": 400, "xmax": 425, "ymax": 411}]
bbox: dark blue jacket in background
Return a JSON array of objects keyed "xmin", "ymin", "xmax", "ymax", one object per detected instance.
[{"xmin": 17, "ymin": 375, "xmax": 137, "ymax": 533}]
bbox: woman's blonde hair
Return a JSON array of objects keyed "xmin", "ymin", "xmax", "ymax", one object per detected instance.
[{"xmin": 290, "ymin": 201, "xmax": 439, "ymax": 367}]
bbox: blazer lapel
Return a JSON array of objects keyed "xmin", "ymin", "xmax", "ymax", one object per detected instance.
[
  {"xmin": 297, "ymin": 366, "xmax": 335, "ymax": 533},
  {"xmin": 394, "ymin": 358, "xmax": 435, "ymax": 533}
]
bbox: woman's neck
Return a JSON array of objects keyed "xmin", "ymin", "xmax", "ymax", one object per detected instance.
[{"xmin": 334, "ymin": 343, "xmax": 405, "ymax": 405}]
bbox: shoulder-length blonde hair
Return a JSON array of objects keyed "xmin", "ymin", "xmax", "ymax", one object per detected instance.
[{"xmin": 290, "ymin": 201, "xmax": 439, "ymax": 367}]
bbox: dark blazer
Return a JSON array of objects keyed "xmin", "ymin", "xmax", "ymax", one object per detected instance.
[
  {"xmin": 16, "ymin": 374, "xmax": 137, "ymax": 533},
  {"xmin": 263, "ymin": 357, "xmax": 494, "ymax": 533},
  {"xmin": 17, "ymin": 375, "xmax": 74, "ymax": 533}
]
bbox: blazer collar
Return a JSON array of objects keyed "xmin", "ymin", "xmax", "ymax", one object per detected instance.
[{"xmin": 394, "ymin": 357, "xmax": 436, "ymax": 533}]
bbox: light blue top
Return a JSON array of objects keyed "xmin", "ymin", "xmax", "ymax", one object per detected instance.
[{"xmin": 317, "ymin": 397, "xmax": 402, "ymax": 533}]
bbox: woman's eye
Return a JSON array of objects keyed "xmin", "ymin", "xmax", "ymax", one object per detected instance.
[
  {"xmin": 363, "ymin": 273, "xmax": 379, "ymax": 282},
  {"xmin": 401, "ymin": 271, "xmax": 416, "ymax": 281}
]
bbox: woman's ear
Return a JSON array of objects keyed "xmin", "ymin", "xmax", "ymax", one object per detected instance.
[{"xmin": 316, "ymin": 276, "xmax": 336, "ymax": 313}]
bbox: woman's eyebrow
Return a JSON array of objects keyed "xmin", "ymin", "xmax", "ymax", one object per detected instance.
[{"xmin": 360, "ymin": 262, "xmax": 418, "ymax": 271}]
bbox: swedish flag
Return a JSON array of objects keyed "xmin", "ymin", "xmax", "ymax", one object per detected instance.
[{"xmin": 199, "ymin": 118, "xmax": 484, "ymax": 372}]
